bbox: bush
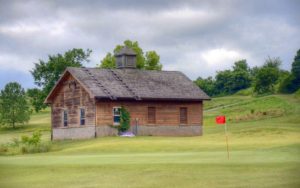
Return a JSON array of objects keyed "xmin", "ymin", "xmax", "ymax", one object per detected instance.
[
  {"xmin": 20, "ymin": 142, "xmax": 51, "ymax": 154},
  {"xmin": 21, "ymin": 131, "xmax": 41, "ymax": 145},
  {"xmin": 19, "ymin": 131, "xmax": 51, "ymax": 154},
  {"xmin": 118, "ymin": 106, "xmax": 131, "ymax": 133},
  {"xmin": 0, "ymin": 131, "xmax": 51, "ymax": 155}
]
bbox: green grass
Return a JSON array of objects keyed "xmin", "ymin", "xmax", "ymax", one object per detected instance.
[{"xmin": 0, "ymin": 94, "xmax": 300, "ymax": 188}]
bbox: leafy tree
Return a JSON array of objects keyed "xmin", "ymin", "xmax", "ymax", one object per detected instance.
[
  {"xmin": 100, "ymin": 52, "xmax": 116, "ymax": 69},
  {"xmin": 279, "ymin": 49, "xmax": 300, "ymax": 93},
  {"xmin": 194, "ymin": 76, "xmax": 216, "ymax": 96},
  {"xmin": 253, "ymin": 57, "xmax": 281, "ymax": 94},
  {"xmin": 291, "ymin": 49, "xmax": 300, "ymax": 80},
  {"xmin": 231, "ymin": 60, "xmax": 251, "ymax": 92},
  {"xmin": 233, "ymin": 59, "xmax": 249, "ymax": 72},
  {"xmin": 118, "ymin": 106, "xmax": 130, "ymax": 133},
  {"xmin": 30, "ymin": 48, "xmax": 91, "ymax": 112},
  {"xmin": 145, "ymin": 51, "xmax": 162, "ymax": 70},
  {"xmin": 27, "ymin": 88, "xmax": 47, "ymax": 112},
  {"xmin": 99, "ymin": 40, "xmax": 162, "ymax": 70},
  {"xmin": 0, "ymin": 82, "xmax": 31, "ymax": 128},
  {"xmin": 215, "ymin": 70, "xmax": 234, "ymax": 95},
  {"xmin": 213, "ymin": 60, "xmax": 251, "ymax": 95}
]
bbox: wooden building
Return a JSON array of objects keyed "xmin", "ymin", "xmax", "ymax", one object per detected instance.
[{"xmin": 45, "ymin": 47, "xmax": 210, "ymax": 140}]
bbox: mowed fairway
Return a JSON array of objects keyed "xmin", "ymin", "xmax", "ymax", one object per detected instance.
[{"xmin": 0, "ymin": 95, "xmax": 300, "ymax": 188}]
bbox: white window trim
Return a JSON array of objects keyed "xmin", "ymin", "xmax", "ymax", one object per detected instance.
[{"xmin": 112, "ymin": 106, "xmax": 121, "ymax": 126}]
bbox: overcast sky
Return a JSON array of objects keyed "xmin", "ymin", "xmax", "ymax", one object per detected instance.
[{"xmin": 0, "ymin": 0, "xmax": 299, "ymax": 89}]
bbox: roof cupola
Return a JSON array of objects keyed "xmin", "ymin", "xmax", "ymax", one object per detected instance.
[{"xmin": 114, "ymin": 47, "xmax": 137, "ymax": 69}]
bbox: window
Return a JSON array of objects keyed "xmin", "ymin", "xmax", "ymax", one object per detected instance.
[
  {"xmin": 113, "ymin": 107, "xmax": 121, "ymax": 125},
  {"xmin": 63, "ymin": 110, "xmax": 68, "ymax": 127},
  {"xmin": 80, "ymin": 108, "xmax": 85, "ymax": 125},
  {"xmin": 148, "ymin": 107, "xmax": 156, "ymax": 124},
  {"xmin": 180, "ymin": 107, "xmax": 188, "ymax": 124}
]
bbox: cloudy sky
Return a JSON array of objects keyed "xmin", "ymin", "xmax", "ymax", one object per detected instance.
[{"xmin": 0, "ymin": 0, "xmax": 299, "ymax": 89}]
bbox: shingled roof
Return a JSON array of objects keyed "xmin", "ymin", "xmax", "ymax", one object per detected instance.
[{"xmin": 45, "ymin": 67, "xmax": 210, "ymax": 103}]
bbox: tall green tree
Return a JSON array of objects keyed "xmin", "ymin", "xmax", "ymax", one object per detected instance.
[
  {"xmin": 99, "ymin": 40, "xmax": 162, "ymax": 70},
  {"xmin": 194, "ymin": 76, "xmax": 216, "ymax": 96},
  {"xmin": 291, "ymin": 49, "xmax": 300, "ymax": 80},
  {"xmin": 214, "ymin": 60, "xmax": 251, "ymax": 95},
  {"xmin": 145, "ymin": 51, "xmax": 162, "ymax": 70},
  {"xmin": 30, "ymin": 48, "xmax": 91, "ymax": 112},
  {"xmin": 279, "ymin": 49, "xmax": 300, "ymax": 93},
  {"xmin": 0, "ymin": 82, "xmax": 31, "ymax": 128},
  {"xmin": 253, "ymin": 57, "xmax": 281, "ymax": 94},
  {"xmin": 231, "ymin": 60, "xmax": 252, "ymax": 91},
  {"xmin": 215, "ymin": 70, "xmax": 234, "ymax": 95},
  {"xmin": 27, "ymin": 88, "xmax": 46, "ymax": 112},
  {"xmin": 100, "ymin": 52, "xmax": 116, "ymax": 69}
]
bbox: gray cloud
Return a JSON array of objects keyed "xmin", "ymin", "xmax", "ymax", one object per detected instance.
[{"xmin": 0, "ymin": 0, "xmax": 299, "ymax": 89}]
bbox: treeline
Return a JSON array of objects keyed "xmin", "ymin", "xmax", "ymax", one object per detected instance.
[{"xmin": 194, "ymin": 49, "xmax": 300, "ymax": 97}]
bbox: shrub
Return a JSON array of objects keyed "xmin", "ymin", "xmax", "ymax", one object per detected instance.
[
  {"xmin": 21, "ymin": 131, "xmax": 41, "ymax": 145},
  {"xmin": 1, "ymin": 131, "xmax": 51, "ymax": 155},
  {"xmin": 118, "ymin": 106, "xmax": 131, "ymax": 133},
  {"xmin": 20, "ymin": 142, "xmax": 51, "ymax": 154},
  {"xmin": 19, "ymin": 131, "xmax": 51, "ymax": 154}
]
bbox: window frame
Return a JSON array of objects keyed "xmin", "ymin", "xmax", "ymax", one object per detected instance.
[
  {"xmin": 112, "ymin": 107, "xmax": 121, "ymax": 126},
  {"xmin": 147, "ymin": 106, "xmax": 156, "ymax": 124},
  {"xmin": 63, "ymin": 109, "xmax": 68, "ymax": 127},
  {"xmin": 80, "ymin": 107, "xmax": 86, "ymax": 126},
  {"xmin": 179, "ymin": 107, "xmax": 188, "ymax": 125}
]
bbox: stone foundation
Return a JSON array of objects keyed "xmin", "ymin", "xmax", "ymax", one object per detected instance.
[
  {"xmin": 131, "ymin": 125, "xmax": 202, "ymax": 136},
  {"xmin": 52, "ymin": 125, "xmax": 202, "ymax": 140},
  {"xmin": 96, "ymin": 126, "xmax": 118, "ymax": 137},
  {"xmin": 52, "ymin": 126, "xmax": 96, "ymax": 140}
]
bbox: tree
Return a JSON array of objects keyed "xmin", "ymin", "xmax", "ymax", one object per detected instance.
[
  {"xmin": 215, "ymin": 70, "xmax": 234, "ymax": 95},
  {"xmin": 99, "ymin": 40, "xmax": 162, "ymax": 70},
  {"xmin": 194, "ymin": 76, "xmax": 217, "ymax": 96},
  {"xmin": 253, "ymin": 57, "xmax": 281, "ymax": 94},
  {"xmin": 213, "ymin": 60, "xmax": 252, "ymax": 95},
  {"xmin": 231, "ymin": 60, "xmax": 252, "ymax": 92},
  {"xmin": 30, "ymin": 48, "xmax": 91, "ymax": 112},
  {"xmin": 99, "ymin": 52, "xmax": 116, "ymax": 69},
  {"xmin": 279, "ymin": 49, "xmax": 300, "ymax": 93},
  {"xmin": 233, "ymin": 59, "xmax": 249, "ymax": 72},
  {"xmin": 145, "ymin": 51, "xmax": 162, "ymax": 70},
  {"xmin": 291, "ymin": 49, "xmax": 300, "ymax": 80},
  {"xmin": 27, "ymin": 88, "xmax": 46, "ymax": 112},
  {"xmin": 0, "ymin": 82, "xmax": 31, "ymax": 128}
]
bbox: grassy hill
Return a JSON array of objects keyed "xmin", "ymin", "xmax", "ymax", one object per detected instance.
[{"xmin": 0, "ymin": 94, "xmax": 299, "ymax": 188}]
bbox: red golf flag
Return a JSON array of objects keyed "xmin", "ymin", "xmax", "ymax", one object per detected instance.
[{"xmin": 216, "ymin": 116, "xmax": 226, "ymax": 124}]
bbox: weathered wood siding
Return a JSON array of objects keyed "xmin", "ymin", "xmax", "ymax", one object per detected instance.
[
  {"xmin": 51, "ymin": 74, "xmax": 95, "ymax": 128},
  {"xmin": 96, "ymin": 101, "xmax": 203, "ymax": 126}
]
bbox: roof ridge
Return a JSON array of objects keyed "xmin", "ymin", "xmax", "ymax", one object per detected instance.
[
  {"xmin": 107, "ymin": 69, "xmax": 141, "ymax": 100},
  {"xmin": 74, "ymin": 67, "xmax": 181, "ymax": 73},
  {"xmin": 83, "ymin": 68, "xmax": 116, "ymax": 100}
]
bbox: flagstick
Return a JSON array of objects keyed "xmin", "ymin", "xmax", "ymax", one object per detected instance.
[{"xmin": 224, "ymin": 123, "xmax": 229, "ymax": 160}]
